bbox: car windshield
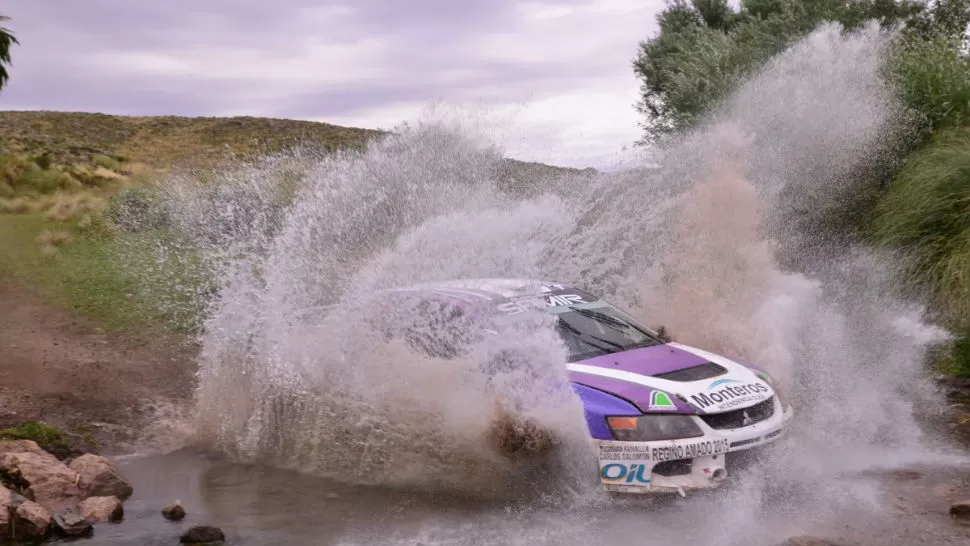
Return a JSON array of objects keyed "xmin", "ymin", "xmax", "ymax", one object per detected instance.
[{"xmin": 548, "ymin": 301, "xmax": 664, "ymax": 362}]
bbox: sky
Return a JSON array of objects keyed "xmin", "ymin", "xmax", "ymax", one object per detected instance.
[{"xmin": 0, "ymin": 1, "xmax": 666, "ymax": 169}]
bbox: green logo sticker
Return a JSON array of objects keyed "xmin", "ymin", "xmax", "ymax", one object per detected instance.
[{"xmin": 648, "ymin": 390, "xmax": 676, "ymax": 411}]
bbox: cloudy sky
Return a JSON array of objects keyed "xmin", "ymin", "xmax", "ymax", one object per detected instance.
[{"xmin": 0, "ymin": 1, "xmax": 665, "ymax": 169}]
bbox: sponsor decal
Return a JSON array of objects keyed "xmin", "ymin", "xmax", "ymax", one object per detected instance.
[
  {"xmin": 650, "ymin": 438, "xmax": 730, "ymax": 462},
  {"xmin": 496, "ymin": 291, "xmax": 590, "ymax": 315},
  {"xmin": 599, "ymin": 444, "xmax": 652, "ymax": 461},
  {"xmin": 600, "ymin": 463, "xmax": 651, "ymax": 485},
  {"xmin": 648, "ymin": 390, "xmax": 676, "ymax": 411},
  {"xmin": 689, "ymin": 378, "xmax": 770, "ymax": 410}
]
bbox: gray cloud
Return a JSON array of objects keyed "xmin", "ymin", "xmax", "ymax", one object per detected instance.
[{"xmin": 0, "ymin": 0, "xmax": 661, "ymax": 167}]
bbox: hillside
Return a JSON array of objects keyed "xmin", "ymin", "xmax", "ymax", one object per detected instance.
[
  {"xmin": 0, "ymin": 110, "xmax": 593, "ymax": 197},
  {"xmin": 0, "ymin": 110, "xmax": 383, "ymax": 169},
  {"xmin": 0, "ymin": 110, "xmax": 595, "ymax": 335}
]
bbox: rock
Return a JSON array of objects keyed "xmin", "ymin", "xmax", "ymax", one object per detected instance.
[
  {"xmin": 163, "ymin": 500, "xmax": 186, "ymax": 521},
  {"xmin": 950, "ymin": 500, "xmax": 970, "ymax": 520},
  {"xmin": 79, "ymin": 495, "xmax": 124, "ymax": 523},
  {"xmin": 0, "ymin": 483, "xmax": 28, "ymax": 537},
  {"xmin": 775, "ymin": 537, "xmax": 852, "ymax": 546},
  {"xmin": 69, "ymin": 454, "xmax": 133, "ymax": 499},
  {"xmin": 13, "ymin": 500, "xmax": 52, "ymax": 541},
  {"xmin": 0, "ymin": 439, "xmax": 49, "ymax": 457},
  {"xmin": 180, "ymin": 525, "xmax": 226, "ymax": 544},
  {"xmin": 0, "ymin": 446, "xmax": 83, "ymax": 511},
  {"xmin": 53, "ymin": 508, "xmax": 93, "ymax": 537}
]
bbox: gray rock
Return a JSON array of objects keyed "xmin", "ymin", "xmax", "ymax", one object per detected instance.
[
  {"xmin": 53, "ymin": 508, "xmax": 93, "ymax": 537},
  {"xmin": 163, "ymin": 500, "xmax": 186, "ymax": 521},
  {"xmin": 950, "ymin": 500, "xmax": 970, "ymax": 520},
  {"xmin": 180, "ymin": 525, "xmax": 226, "ymax": 544},
  {"xmin": 0, "ymin": 483, "xmax": 27, "ymax": 537}
]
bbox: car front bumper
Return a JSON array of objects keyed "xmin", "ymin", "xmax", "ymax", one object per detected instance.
[{"xmin": 595, "ymin": 396, "xmax": 794, "ymax": 495}]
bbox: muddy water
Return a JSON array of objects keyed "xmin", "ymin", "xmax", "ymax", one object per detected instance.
[{"xmin": 95, "ymin": 447, "xmax": 970, "ymax": 546}]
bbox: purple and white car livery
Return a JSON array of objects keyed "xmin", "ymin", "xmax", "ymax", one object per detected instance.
[{"xmin": 368, "ymin": 278, "xmax": 794, "ymax": 495}]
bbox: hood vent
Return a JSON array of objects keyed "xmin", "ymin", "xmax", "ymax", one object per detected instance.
[{"xmin": 652, "ymin": 362, "xmax": 728, "ymax": 382}]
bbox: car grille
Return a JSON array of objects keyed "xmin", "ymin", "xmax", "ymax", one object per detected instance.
[{"xmin": 698, "ymin": 396, "xmax": 775, "ymax": 430}]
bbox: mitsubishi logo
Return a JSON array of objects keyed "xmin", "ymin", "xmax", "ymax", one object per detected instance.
[{"xmin": 741, "ymin": 410, "xmax": 753, "ymax": 426}]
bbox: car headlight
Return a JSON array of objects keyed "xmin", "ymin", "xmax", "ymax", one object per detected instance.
[
  {"xmin": 606, "ymin": 415, "xmax": 704, "ymax": 442},
  {"xmin": 753, "ymin": 369, "xmax": 774, "ymax": 386}
]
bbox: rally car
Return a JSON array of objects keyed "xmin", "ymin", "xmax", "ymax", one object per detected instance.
[{"xmin": 354, "ymin": 278, "xmax": 793, "ymax": 495}]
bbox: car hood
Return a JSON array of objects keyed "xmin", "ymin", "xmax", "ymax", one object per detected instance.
[{"xmin": 566, "ymin": 342, "xmax": 775, "ymax": 415}]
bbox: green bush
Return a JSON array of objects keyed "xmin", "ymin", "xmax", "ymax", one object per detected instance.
[
  {"xmin": 104, "ymin": 185, "xmax": 170, "ymax": 232},
  {"xmin": 92, "ymin": 153, "xmax": 122, "ymax": 171},
  {"xmin": 885, "ymin": 31, "xmax": 970, "ymax": 141},
  {"xmin": 0, "ymin": 421, "xmax": 65, "ymax": 445},
  {"xmin": 936, "ymin": 325, "xmax": 970, "ymax": 378},
  {"xmin": 867, "ymin": 127, "xmax": 970, "ymax": 320},
  {"xmin": 15, "ymin": 161, "xmax": 63, "ymax": 193},
  {"xmin": 32, "ymin": 153, "xmax": 52, "ymax": 170}
]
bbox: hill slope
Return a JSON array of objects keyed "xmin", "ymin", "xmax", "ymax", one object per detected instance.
[{"xmin": 0, "ymin": 110, "xmax": 384, "ymax": 169}]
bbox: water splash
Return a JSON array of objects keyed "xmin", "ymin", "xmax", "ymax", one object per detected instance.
[{"xmin": 129, "ymin": 21, "xmax": 963, "ymax": 542}]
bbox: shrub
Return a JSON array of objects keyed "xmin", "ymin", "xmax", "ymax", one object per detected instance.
[
  {"xmin": 885, "ymin": 31, "xmax": 970, "ymax": 142},
  {"xmin": 867, "ymin": 126, "xmax": 970, "ymax": 320},
  {"xmin": 15, "ymin": 161, "xmax": 63, "ymax": 193},
  {"xmin": 32, "ymin": 153, "xmax": 52, "ymax": 170},
  {"xmin": 0, "ymin": 421, "xmax": 66, "ymax": 446},
  {"xmin": 92, "ymin": 153, "xmax": 122, "ymax": 171},
  {"xmin": 104, "ymin": 185, "xmax": 170, "ymax": 232}
]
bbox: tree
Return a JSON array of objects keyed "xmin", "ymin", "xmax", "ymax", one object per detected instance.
[
  {"xmin": 0, "ymin": 15, "xmax": 19, "ymax": 91},
  {"xmin": 631, "ymin": 0, "xmax": 963, "ymax": 144}
]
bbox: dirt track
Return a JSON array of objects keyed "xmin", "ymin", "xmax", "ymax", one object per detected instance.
[{"xmin": 0, "ymin": 281, "xmax": 198, "ymax": 452}]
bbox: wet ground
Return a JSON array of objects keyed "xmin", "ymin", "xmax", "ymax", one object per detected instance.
[{"xmin": 90, "ymin": 446, "xmax": 970, "ymax": 546}]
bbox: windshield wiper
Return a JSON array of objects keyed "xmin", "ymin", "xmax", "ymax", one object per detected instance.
[
  {"xmin": 557, "ymin": 318, "xmax": 626, "ymax": 353},
  {"xmin": 569, "ymin": 307, "xmax": 664, "ymax": 344}
]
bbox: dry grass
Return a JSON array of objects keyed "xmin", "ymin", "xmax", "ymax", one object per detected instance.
[
  {"xmin": 0, "ymin": 110, "xmax": 384, "ymax": 170},
  {"xmin": 36, "ymin": 228, "xmax": 72, "ymax": 248},
  {"xmin": 0, "ymin": 197, "xmax": 30, "ymax": 213}
]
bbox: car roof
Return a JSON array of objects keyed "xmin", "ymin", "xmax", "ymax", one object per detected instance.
[
  {"xmin": 294, "ymin": 278, "xmax": 595, "ymax": 321},
  {"xmin": 382, "ymin": 278, "xmax": 586, "ymax": 304}
]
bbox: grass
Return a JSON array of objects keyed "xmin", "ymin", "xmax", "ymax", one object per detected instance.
[
  {"xmin": 867, "ymin": 127, "xmax": 970, "ymax": 314},
  {"xmin": 0, "ymin": 111, "xmax": 391, "ymax": 335},
  {"xmin": 866, "ymin": 126, "xmax": 970, "ymax": 377},
  {"xmin": 0, "ymin": 421, "xmax": 66, "ymax": 446},
  {"xmin": 0, "ymin": 213, "xmax": 210, "ymax": 333},
  {"xmin": 0, "ymin": 110, "xmax": 383, "ymax": 170}
]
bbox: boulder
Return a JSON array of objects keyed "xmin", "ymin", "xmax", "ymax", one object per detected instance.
[
  {"xmin": 13, "ymin": 499, "xmax": 52, "ymax": 541},
  {"xmin": 180, "ymin": 525, "xmax": 226, "ymax": 544},
  {"xmin": 0, "ymin": 483, "xmax": 28, "ymax": 537},
  {"xmin": 951, "ymin": 500, "xmax": 970, "ymax": 520},
  {"xmin": 53, "ymin": 508, "xmax": 93, "ymax": 538},
  {"xmin": 163, "ymin": 500, "xmax": 186, "ymax": 521},
  {"xmin": 69, "ymin": 454, "xmax": 133, "ymax": 499},
  {"xmin": 79, "ymin": 495, "xmax": 124, "ymax": 523},
  {"xmin": 0, "ymin": 439, "xmax": 49, "ymax": 458},
  {"xmin": 0, "ymin": 446, "xmax": 83, "ymax": 511}
]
